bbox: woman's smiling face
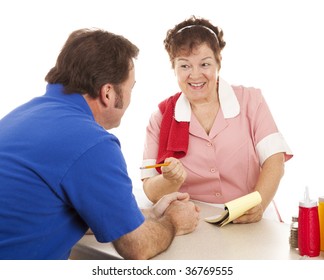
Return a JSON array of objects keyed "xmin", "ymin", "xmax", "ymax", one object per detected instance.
[{"xmin": 174, "ymin": 43, "xmax": 219, "ymax": 104}]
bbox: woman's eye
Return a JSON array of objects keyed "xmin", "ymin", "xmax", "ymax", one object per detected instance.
[
  {"xmin": 202, "ymin": 63, "xmax": 210, "ymax": 67},
  {"xmin": 181, "ymin": 64, "xmax": 190, "ymax": 69}
]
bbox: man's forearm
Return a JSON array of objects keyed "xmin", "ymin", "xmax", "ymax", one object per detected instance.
[{"xmin": 113, "ymin": 217, "xmax": 175, "ymax": 260}]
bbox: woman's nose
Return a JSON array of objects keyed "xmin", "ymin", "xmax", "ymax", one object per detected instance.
[{"xmin": 189, "ymin": 67, "xmax": 201, "ymax": 79}]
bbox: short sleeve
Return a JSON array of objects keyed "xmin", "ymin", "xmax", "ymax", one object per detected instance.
[
  {"xmin": 245, "ymin": 88, "xmax": 293, "ymax": 165},
  {"xmin": 256, "ymin": 132, "xmax": 293, "ymax": 165},
  {"xmin": 61, "ymin": 135, "xmax": 144, "ymax": 242}
]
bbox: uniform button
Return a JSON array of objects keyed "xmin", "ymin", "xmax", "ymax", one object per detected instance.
[
  {"xmin": 207, "ymin": 142, "xmax": 212, "ymax": 147},
  {"xmin": 210, "ymin": 168, "xmax": 216, "ymax": 173},
  {"xmin": 215, "ymin": 192, "xmax": 221, "ymax": 197}
]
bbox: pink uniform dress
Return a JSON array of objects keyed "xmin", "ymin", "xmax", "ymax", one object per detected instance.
[{"xmin": 141, "ymin": 78, "xmax": 293, "ymax": 203}]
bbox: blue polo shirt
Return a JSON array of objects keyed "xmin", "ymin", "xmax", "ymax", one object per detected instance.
[{"xmin": 0, "ymin": 84, "xmax": 144, "ymax": 259}]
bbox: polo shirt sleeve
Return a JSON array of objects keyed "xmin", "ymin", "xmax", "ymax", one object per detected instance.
[
  {"xmin": 141, "ymin": 110, "xmax": 162, "ymax": 179},
  {"xmin": 60, "ymin": 135, "xmax": 144, "ymax": 243},
  {"xmin": 247, "ymin": 88, "xmax": 293, "ymax": 165}
]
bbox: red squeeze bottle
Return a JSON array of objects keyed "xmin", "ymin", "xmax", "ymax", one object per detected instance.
[{"xmin": 298, "ymin": 186, "xmax": 320, "ymax": 257}]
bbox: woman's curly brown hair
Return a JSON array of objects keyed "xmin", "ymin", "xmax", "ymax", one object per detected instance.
[{"xmin": 164, "ymin": 15, "xmax": 226, "ymax": 69}]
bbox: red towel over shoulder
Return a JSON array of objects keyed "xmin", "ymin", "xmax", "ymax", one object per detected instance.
[{"xmin": 156, "ymin": 92, "xmax": 190, "ymax": 171}]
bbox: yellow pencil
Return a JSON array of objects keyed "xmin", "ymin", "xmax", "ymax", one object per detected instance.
[{"xmin": 139, "ymin": 162, "xmax": 170, "ymax": 169}]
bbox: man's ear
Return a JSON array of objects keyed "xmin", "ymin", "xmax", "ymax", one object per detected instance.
[{"xmin": 100, "ymin": 84, "xmax": 113, "ymax": 107}]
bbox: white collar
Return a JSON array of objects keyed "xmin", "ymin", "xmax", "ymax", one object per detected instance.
[{"xmin": 174, "ymin": 77, "xmax": 240, "ymax": 122}]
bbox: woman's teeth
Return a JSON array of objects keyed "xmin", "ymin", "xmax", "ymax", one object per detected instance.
[{"xmin": 189, "ymin": 82, "xmax": 205, "ymax": 88}]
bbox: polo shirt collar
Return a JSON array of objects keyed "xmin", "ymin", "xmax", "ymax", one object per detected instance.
[
  {"xmin": 45, "ymin": 83, "xmax": 94, "ymax": 118},
  {"xmin": 174, "ymin": 77, "xmax": 240, "ymax": 121}
]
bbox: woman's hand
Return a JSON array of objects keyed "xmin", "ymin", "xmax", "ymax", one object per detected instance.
[
  {"xmin": 232, "ymin": 203, "xmax": 263, "ymax": 224},
  {"xmin": 161, "ymin": 157, "xmax": 187, "ymax": 184}
]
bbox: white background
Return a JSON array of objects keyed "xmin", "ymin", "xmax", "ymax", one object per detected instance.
[{"xmin": 1, "ymin": 0, "xmax": 323, "ymax": 223}]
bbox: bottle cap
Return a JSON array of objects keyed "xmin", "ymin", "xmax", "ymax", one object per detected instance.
[
  {"xmin": 319, "ymin": 196, "xmax": 324, "ymax": 203},
  {"xmin": 299, "ymin": 186, "xmax": 317, "ymax": 208}
]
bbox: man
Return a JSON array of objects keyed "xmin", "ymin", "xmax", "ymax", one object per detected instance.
[{"xmin": 0, "ymin": 28, "xmax": 199, "ymax": 260}]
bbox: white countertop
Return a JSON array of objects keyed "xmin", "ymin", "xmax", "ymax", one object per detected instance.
[{"xmin": 70, "ymin": 194, "xmax": 324, "ymax": 260}]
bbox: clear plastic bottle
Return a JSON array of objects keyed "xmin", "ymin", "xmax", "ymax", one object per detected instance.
[{"xmin": 298, "ymin": 187, "xmax": 320, "ymax": 257}]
